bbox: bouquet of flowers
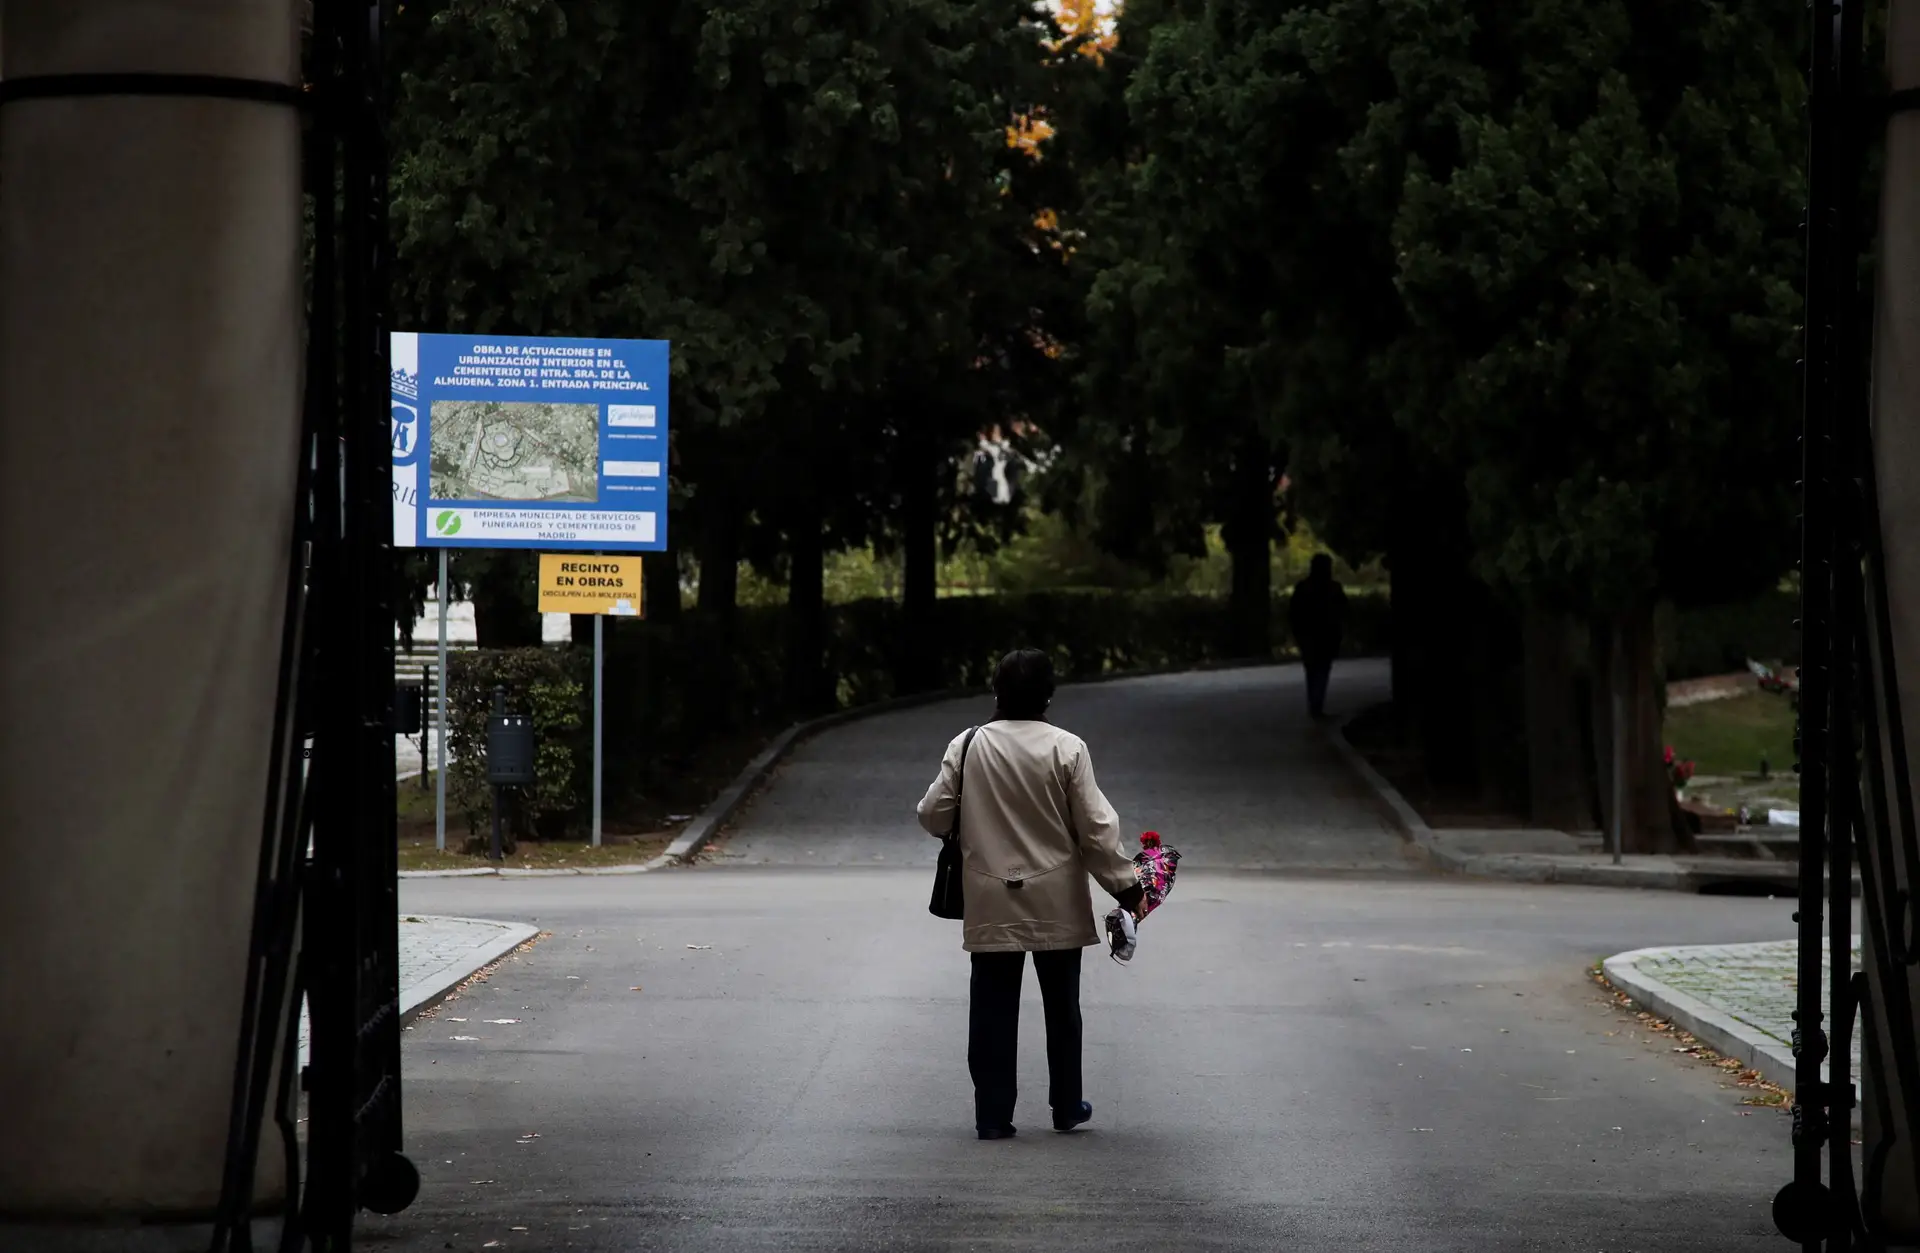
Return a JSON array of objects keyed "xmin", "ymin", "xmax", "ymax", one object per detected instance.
[
  {"xmin": 1748, "ymin": 658, "xmax": 1798, "ymax": 695},
  {"xmin": 1105, "ymin": 831, "xmax": 1182, "ymax": 963},
  {"xmin": 1664, "ymin": 745, "xmax": 1696, "ymax": 791}
]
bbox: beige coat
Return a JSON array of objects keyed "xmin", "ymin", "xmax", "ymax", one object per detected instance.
[{"xmin": 916, "ymin": 720, "xmax": 1139, "ymax": 953}]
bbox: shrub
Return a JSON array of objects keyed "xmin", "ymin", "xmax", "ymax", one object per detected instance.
[
  {"xmin": 1666, "ymin": 589, "xmax": 1798, "ymax": 681},
  {"xmin": 445, "ymin": 647, "xmax": 588, "ymax": 846}
]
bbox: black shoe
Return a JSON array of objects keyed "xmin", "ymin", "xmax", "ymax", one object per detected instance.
[
  {"xmin": 977, "ymin": 1124, "xmax": 1017, "ymax": 1141},
  {"xmin": 1052, "ymin": 1101, "xmax": 1093, "ymax": 1132}
]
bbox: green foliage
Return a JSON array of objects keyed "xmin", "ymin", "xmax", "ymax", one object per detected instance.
[
  {"xmin": 388, "ymin": 0, "xmax": 1078, "ymax": 643},
  {"xmin": 1081, "ymin": 0, "xmax": 1804, "ymax": 616},
  {"xmin": 445, "ymin": 647, "xmax": 589, "ymax": 842},
  {"xmin": 1665, "ymin": 589, "xmax": 1799, "ymax": 682},
  {"xmin": 1372, "ymin": 0, "xmax": 1805, "ymax": 612},
  {"xmin": 712, "ymin": 505, "xmax": 1383, "ymax": 602}
]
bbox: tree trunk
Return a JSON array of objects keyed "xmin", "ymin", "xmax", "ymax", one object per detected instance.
[
  {"xmin": 896, "ymin": 424, "xmax": 939, "ymax": 695},
  {"xmin": 644, "ymin": 548, "xmax": 681, "ymax": 624},
  {"xmin": 1469, "ymin": 595, "xmax": 1526, "ymax": 813},
  {"xmin": 697, "ymin": 503, "xmax": 740, "ymax": 618},
  {"xmin": 1394, "ymin": 467, "xmax": 1479, "ymax": 790},
  {"xmin": 1589, "ymin": 607, "xmax": 1689, "ymax": 853},
  {"xmin": 786, "ymin": 507, "xmax": 830, "ymax": 716},
  {"xmin": 1387, "ymin": 428, "xmax": 1419, "ymax": 723},
  {"xmin": 691, "ymin": 502, "xmax": 741, "ymax": 735},
  {"xmin": 468, "ymin": 551, "xmax": 541, "ymax": 647},
  {"xmin": 1523, "ymin": 606, "xmax": 1594, "ymax": 829},
  {"xmin": 1223, "ymin": 445, "xmax": 1273, "ymax": 659}
]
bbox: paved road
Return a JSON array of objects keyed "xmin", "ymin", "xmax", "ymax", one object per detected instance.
[
  {"xmin": 365, "ymin": 664, "xmax": 1801, "ymax": 1252},
  {"xmin": 378, "ymin": 873, "xmax": 1794, "ymax": 1252},
  {"xmin": 713, "ymin": 659, "xmax": 1416, "ymax": 873}
]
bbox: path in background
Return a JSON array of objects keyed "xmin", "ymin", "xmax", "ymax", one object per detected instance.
[{"xmin": 711, "ymin": 659, "xmax": 1416, "ymax": 874}]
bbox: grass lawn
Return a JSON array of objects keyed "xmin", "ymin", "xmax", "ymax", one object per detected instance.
[
  {"xmin": 397, "ymin": 832, "xmax": 673, "ymax": 872},
  {"xmin": 1664, "ymin": 691, "xmax": 1797, "ymax": 789},
  {"xmin": 396, "ymin": 771, "xmax": 677, "ymax": 872}
]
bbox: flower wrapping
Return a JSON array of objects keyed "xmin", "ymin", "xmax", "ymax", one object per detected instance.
[{"xmin": 1133, "ymin": 831, "xmax": 1181, "ymax": 918}]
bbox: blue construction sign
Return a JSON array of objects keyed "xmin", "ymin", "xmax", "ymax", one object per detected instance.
[{"xmin": 391, "ymin": 332, "xmax": 670, "ymax": 551}]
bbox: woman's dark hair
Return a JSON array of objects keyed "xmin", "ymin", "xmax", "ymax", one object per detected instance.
[{"xmin": 992, "ymin": 648, "xmax": 1056, "ymax": 720}]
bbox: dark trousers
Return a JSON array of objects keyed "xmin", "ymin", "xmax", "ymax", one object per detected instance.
[
  {"xmin": 968, "ymin": 948, "xmax": 1082, "ymax": 1130},
  {"xmin": 1304, "ymin": 653, "xmax": 1334, "ymax": 716}
]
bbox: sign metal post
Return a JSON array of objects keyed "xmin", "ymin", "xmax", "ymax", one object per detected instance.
[
  {"xmin": 435, "ymin": 547, "xmax": 449, "ymax": 852},
  {"xmin": 593, "ymin": 614, "xmax": 604, "ymax": 847},
  {"xmin": 536, "ymin": 552, "xmax": 641, "ymax": 848}
]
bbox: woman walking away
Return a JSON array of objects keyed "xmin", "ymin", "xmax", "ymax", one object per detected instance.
[{"xmin": 916, "ymin": 648, "xmax": 1146, "ymax": 1141}]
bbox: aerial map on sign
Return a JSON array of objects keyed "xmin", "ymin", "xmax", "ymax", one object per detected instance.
[{"xmin": 430, "ymin": 400, "xmax": 600, "ymax": 503}]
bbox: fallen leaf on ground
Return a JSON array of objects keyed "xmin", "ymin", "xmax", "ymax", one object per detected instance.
[{"xmin": 630, "ymin": 986, "xmax": 644, "ymax": 992}]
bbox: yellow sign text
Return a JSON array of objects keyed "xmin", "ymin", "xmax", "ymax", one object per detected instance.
[{"xmin": 538, "ymin": 554, "xmax": 645, "ymax": 617}]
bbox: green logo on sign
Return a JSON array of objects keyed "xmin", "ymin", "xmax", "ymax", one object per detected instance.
[{"xmin": 434, "ymin": 510, "xmax": 463, "ymax": 537}]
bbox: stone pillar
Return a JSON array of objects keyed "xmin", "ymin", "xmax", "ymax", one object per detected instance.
[
  {"xmin": 0, "ymin": 0, "xmax": 303, "ymax": 1228},
  {"xmin": 1864, "ymin": 0, "xmax": 1920, "ymax": 1241}
]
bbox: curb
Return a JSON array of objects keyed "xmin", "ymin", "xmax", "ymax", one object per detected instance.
[
  {"xmin": 1324, "ymin": 710, "xmax": 1805, "ymax": 893},
  {"xmin": 398, "ymin": 862, "xmax": 664, "ymax": 879},
  {"xmin": 397, "ymin": 915, "xmax": 542, "ymax": 1026},
  {"xmin": 1600, "ymin": 945, "xmax": 1800, "ymax": 1089},
  {"xmin": 1323, "ymin": 711, "xmax": 1464, "ymax": 876},
  {"xmin": 1600, "ymin": 942, "xmax": 1858, "ymax": 1131}
]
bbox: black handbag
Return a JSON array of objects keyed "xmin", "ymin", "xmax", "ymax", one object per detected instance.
[{"xmin": 929, "ymin": 726, "xmax": 979, "ymax": 920}]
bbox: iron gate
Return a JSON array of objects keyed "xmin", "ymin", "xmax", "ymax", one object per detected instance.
[
  {"xmin": 1777, "ymin": 1, "xmax": 1920, "ymax": 1249},
  {"xmin": 208, "ymin": 2, "xmax": 410, "ymax": 1250}
]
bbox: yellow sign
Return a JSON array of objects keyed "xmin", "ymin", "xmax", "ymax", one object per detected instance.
[{"xmin": 538, "ymin": 554, "xmax": 644, "ymax": 616}]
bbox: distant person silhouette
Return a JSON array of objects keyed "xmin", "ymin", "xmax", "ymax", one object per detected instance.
[{"xmin": 1288, "ymin": 554, "xmax": 1348, "ymax": 719}]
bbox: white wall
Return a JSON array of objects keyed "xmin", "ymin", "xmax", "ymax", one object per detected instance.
[{"xmin": 0, "ymin": 0, "xmax": 302, "ymax": 1222}]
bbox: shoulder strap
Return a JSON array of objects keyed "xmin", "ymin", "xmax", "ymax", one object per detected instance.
[{"xmin": 947, "ymin": 726, "xmax": 980, "ymax": 838}]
